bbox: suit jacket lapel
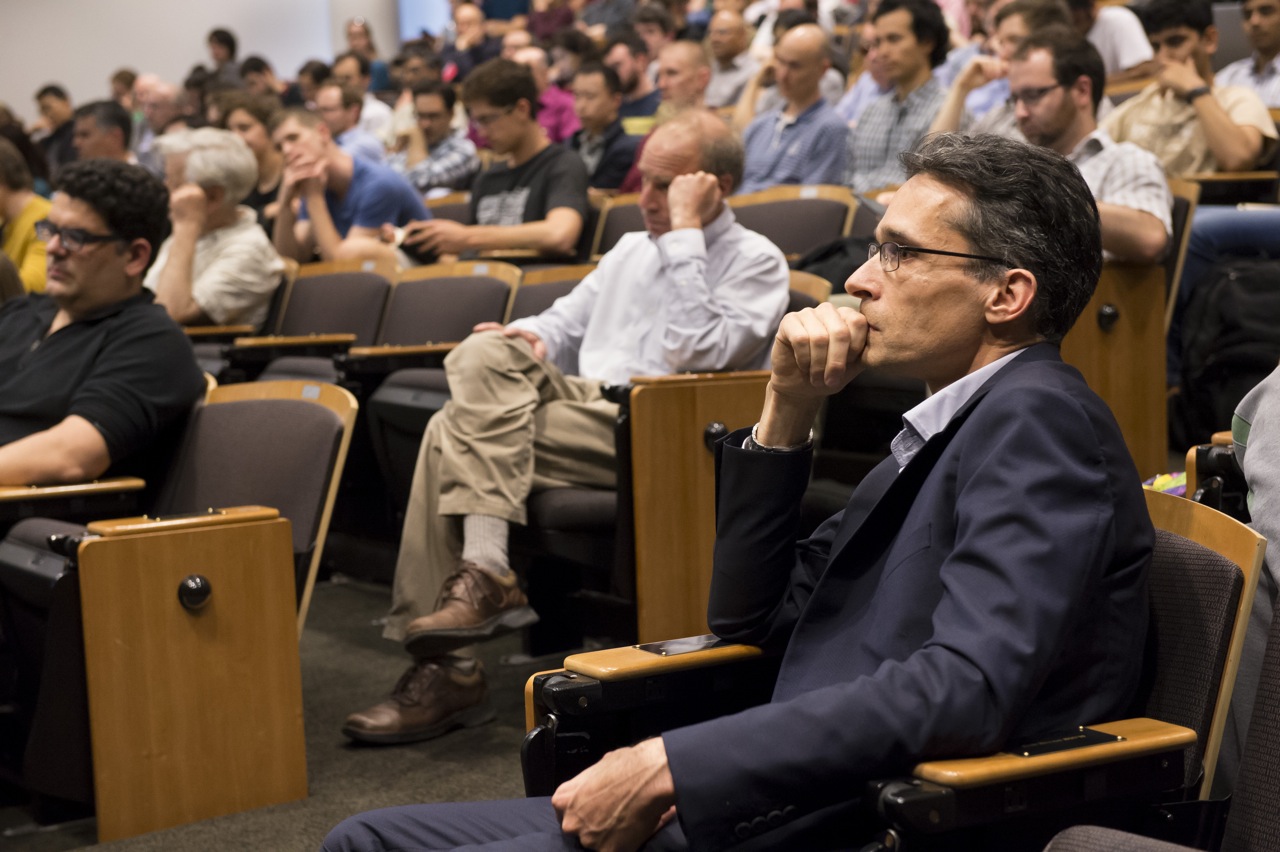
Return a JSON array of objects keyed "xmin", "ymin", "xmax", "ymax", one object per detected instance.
[{"xmin": 821, "ymin": 346, "xmax": 1053, "ymax": 564}]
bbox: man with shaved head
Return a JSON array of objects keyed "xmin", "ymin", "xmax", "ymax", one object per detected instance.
[
  {"xmin": 706, "ymin": 9, "xmax": 759, "ymax": 107},
  {"xmin": 656, "ymin": 40, "xmax": 712, "ymax": 110},
  {"xmin": 335, "ymin": 109, "xmax": 789, "ymax": 759},
  {"xmin": 739, "ymin": 23, "xmax": 849, "ymax": 192}
]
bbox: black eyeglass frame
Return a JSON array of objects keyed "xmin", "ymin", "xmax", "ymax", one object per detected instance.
[
  {"xmin": 34, "ymin": 219, "xmax": 128, "ymax": 253},
  {"xmin": 868, "ymin": 241, "xmax": 1007, "ymax": 272},
  {"xmin": 1005, "ymin": 83, "xmax": 1065, "ymax": 109}
]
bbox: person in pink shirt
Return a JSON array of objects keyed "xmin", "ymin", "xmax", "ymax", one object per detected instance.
[{"xmin": 514, "ymin": 45, "xmax": 581, "ymax": 143}]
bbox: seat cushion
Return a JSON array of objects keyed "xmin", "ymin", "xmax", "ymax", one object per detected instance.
[{"xmin": 527, "ymin": 488, "xmax": 617, "ymax": 532}]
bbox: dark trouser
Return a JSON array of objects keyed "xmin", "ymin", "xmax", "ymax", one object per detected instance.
[{"xmin": 321, "ymin": 797, "xmax": 688, "ymax": 852}]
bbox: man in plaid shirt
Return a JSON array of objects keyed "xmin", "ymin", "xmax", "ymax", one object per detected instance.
[{"xmin": 389, "ymin": 81, "xmax": 480, "ymax": 194}]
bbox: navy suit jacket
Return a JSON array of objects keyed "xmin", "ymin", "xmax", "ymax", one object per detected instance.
[{"xmin": 661, "ymin": 344, "xmax": 1153, "ymax": 850}]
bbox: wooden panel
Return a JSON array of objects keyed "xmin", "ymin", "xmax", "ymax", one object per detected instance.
[
  {"xmin": 913, "ymin": 718, "xmax": 1195, "ymax": 788},
  {"xmin": 230, "ymin": 333, "xmax": 357, "ymax": 348},
  {"xmin": 77, "ymin": 518, "xmax": 307, "ymax": 841},
  {"xmin": 1060, "ymin": 263, "xmax": 1166, "ymax": 479},
  {"xmin": 297, "ymin": 257, "xmax": 398, "ymax": 280},
  {"xmin": 564, "ymin": 640, "xmax": 763, "ymax": 681},
  {"xmin": 629, "ymin": 372, "xmax": 770, "ymax": 642}
]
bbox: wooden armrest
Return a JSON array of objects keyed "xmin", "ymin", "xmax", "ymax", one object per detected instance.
[
  {"xmin": 0, "ymin": 477, "xmax": 146, "ymax": 503},
  {"xmin": 346, "ymin": 342, "xmax": 458, "ymax": 359},
  {"xmin": 1211, "ymin": 431, "xmax": 1232, "ymax": 446},
  {"xmin": 912, "ymin": 718, "xmax": 1195, "ymax": 789},
  {"xmin": 563, "ymin": 636, "xmax": 763, "ymax": 681},
  {"xmin": 477, "ymin": 249, "xmax": 548, "ymax": 260},
  {"xmin": 87, "ymin": 505, "xmax": 278, "ymax": 537},
  {"xmin": 184, "ymin": 324, "xmax": 257, "ymax": 338},
  {"xmin": 1185, "ymin": 170, "xmax": 1280, "ymax": 183},
  {"xmin": 230, "ymin": 333, "xmax": 357, "ymax": 349},
  {"xmin": 630, "ymin": 370, "xmax": 771, "ymax": 389}
]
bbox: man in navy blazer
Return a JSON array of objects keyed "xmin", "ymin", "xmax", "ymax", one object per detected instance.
[{"xmin": 322, "ymin": 133, "xmax": 1153, "ymax": 852}]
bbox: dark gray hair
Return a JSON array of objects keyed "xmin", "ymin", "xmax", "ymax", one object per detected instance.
[{"xmin": 901, "ymin": 133, "xmax": 1101, "ymax": 343}]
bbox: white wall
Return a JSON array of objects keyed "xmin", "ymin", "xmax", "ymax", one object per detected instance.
[{"xmin": 0, "ymin": 0, "xmax": 403, "ymax": 126}]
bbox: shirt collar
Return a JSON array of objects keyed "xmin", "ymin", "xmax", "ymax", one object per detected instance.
[
  {"xmin": 891, "ymin": 348, "xmax": 1026, "ymax": 470},
  {"xmin": 1066, "ymin": 127, "xmax": 1113, "ymax": 163},
  {"xmin": 650, "ymin": 204, "xmax": 737, "ymax": 253},
  {"xmin": 1253, "ymin": 52, "xmax": 1280, "ymax": 77}
]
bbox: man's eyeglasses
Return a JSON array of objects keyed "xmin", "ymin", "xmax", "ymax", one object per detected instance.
[
  {"xmin": 470, "ymin": 105, "xmax": 515, "ymax": 129},
  {"xmin": 1006, "ymin": 83, "xmax": 1064, "ymax": 108},
  {"xmin": 868, "ymin": 241, "xmax": 1006, "ymax": 272},
  {"xmin": 34, "ymin": 220, "xmax": 128, "ymax": 253}
]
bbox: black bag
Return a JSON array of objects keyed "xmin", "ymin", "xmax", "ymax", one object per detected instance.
[{"xmin": 1172, "ymin": 258, "xmax": 1280, "ymax": 448}]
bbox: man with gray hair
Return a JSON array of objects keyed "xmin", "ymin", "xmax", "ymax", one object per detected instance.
[
  {"xmin": 325, "ymin": 131, "xmax": 1151, "ymax": 852},
  {"xmin": 145, "ymin": 128, "xmax": 284, "ymax": 328}
]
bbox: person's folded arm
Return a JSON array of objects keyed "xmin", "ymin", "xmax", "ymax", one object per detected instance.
[{"xmin": 0, "ymin": 415, "xmax": 111, "ymax": 485}]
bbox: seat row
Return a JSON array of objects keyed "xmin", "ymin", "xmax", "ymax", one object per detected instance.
[{"xmin": 425, "ymin": 183, "xmax": 863, "ymax": 263}]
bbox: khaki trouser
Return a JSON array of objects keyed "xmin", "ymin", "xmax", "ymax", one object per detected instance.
[{"xmin": 384, "ymin": 332, "xmax": 619, "ymax": 641}]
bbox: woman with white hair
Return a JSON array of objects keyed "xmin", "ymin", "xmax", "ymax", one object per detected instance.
[{"xmin": 144, "ymin": 127, "xmax": 284, "ymax": 328}]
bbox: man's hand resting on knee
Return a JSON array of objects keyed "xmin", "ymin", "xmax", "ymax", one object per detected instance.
[
  {"xmin": 472, "ymin": 322, "xmax": 548, "ymax": 361},
  {"xmin": 552, "ymin": 737, "xmax": 677, "ymax": 852}
]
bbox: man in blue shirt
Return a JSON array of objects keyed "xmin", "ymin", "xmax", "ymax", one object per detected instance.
[
  {"xmin": 269, "ymin": 108, "xmax": 429, "ymax": 265},
  {"xmin": 739, "ymin": 24, "xmax": 849, "ymax": 193}
]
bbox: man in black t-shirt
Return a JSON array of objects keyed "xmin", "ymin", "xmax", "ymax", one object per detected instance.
[
  {"xmin": 400, "ymin": 59, "xmax": 589, "ymax": 261},
  {"xmin": 0, "ymin": 159, "xmax": 204, "ymax": 486}
]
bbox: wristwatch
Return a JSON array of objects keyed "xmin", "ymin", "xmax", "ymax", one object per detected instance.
[{"xmin": 1184, "ymin": 86, "xmax": 1212, "ymax": 104}]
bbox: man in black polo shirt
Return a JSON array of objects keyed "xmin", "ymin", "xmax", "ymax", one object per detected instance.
[{"xmin": 0, "ymin": 159, "xmax": 205, "ymax": 486}]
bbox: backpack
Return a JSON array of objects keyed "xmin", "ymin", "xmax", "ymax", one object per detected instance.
[{"xmin": 1172, "ymin": 258, "xmax": 1280, "ymax": 449}]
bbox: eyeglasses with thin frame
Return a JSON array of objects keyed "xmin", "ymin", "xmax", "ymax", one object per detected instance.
[
  {"xmin": 34, "ymin": 220, "xmax": 128, "ymax": 253},
  {"xmin": 470, "ymin": 105, "xmax": 515, "ymax": 128},
  {"xmin": 868, "ymin": 241, "xmax": 1006, "ymax": 272},
  {"xmin": 1006, "ymin": 83, "xmax": 1064, "ymax": 108}
]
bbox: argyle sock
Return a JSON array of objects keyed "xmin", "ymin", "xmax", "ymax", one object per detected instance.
[{"xmin": 461, "ymin": 514, "xmax": 511, "ymax": 577}]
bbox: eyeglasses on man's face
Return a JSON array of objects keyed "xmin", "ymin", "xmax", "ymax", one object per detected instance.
[
  {"xmin": 867, "ymin": 241, "xmax": 1006, "ymax": 273},
  {"xmin": 470, "ymin": 105, "xmax": 516, "ymax": 129},
  {"xmin": 1006, "ymin": 83, "xmax": 1064, "ymax": 108},
  {"xmin": 35, "ymin": 220, "xmax": 128, "ymax": 253}
]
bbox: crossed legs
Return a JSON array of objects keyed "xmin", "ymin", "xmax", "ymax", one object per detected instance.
[{"xmin": 345, "ymin": 333, "xmax": 618, "ymax": 744}]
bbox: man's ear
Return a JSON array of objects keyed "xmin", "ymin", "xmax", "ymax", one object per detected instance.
[
  {"xmin": 1203, "ymin": 25, "xmax": 1220, "ymax": 56},
  {"xmin": 716, "ymin": 171, "xmax": 734, "ymax": 197},
  {"xmin": 122, "ymin": 239, "xmax": 153, "ymax": 278},
  {"xmin": 985, "ymin": 267, "xmax": 1038, "ymax": 329}
]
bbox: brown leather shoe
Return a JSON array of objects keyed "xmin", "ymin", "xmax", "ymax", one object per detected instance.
[
  {"xmin": 403, "ymin": 561, "xmax": 539, "ymax": 657},
  {"xmin": 342, "ymin": 659, "xmax": 494, "ymax": 745}
]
